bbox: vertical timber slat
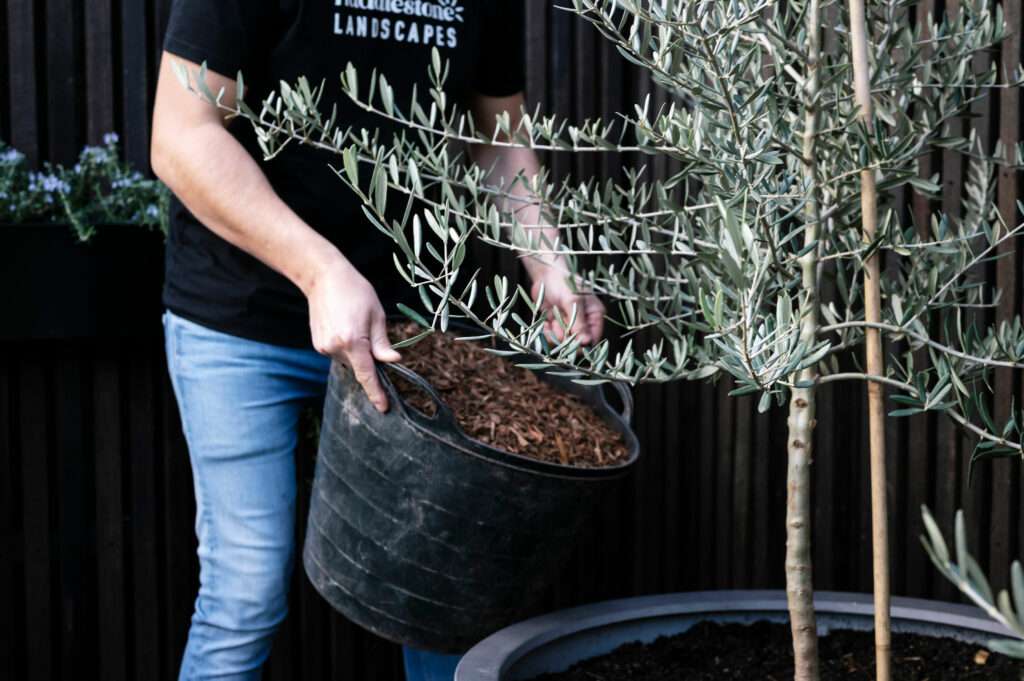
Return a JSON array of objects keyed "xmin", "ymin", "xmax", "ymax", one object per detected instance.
[
  {"xmin": 44, "ymin": 0, "xmax": 81, "ymax": 163},
  {"xmin": 128, "ymin": 354, "xmax": 161, "ymax": 678},
  {"xmin": 5, "ymin": 0, "xmax": 41, "ymax": 164},
  {"xmin": 19, "ymin": 356, "xmax": 52, "ymax": 681},
  {"xmin": 991, "ymin": 0, "xmax": 1022, "ymax": 589},
  {"xmin": 84, "ymin": 0, "xmax": 116, "ymax": 143},
  {"xmin": 0, "ymin": 353, "xmax": 18, "ymax": 677},
  {"xmin": 93, "ymin": 351, "xmax": 127, "ymax": 681},
  {"xmin": 53, "ymin": 348, "xmax": 91, "ymax": 679},
  {"xmin": 120, "ymin": 0, "xmax": 152, "ymax": 169}
]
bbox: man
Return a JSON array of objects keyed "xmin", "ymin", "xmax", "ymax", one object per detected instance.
[{"xmin": 151, "ymin": 1, "xmax": 604, "ymax": 680}]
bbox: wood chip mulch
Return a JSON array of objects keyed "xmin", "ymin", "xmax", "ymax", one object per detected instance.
[{"xmin": 388, "ymin": 323, "xmax": 630, "ymax": 468}]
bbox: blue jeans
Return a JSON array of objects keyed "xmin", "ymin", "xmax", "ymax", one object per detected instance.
[{"xmin": 164, "ymin": 311, "xmax": 461, "ymax": 681}]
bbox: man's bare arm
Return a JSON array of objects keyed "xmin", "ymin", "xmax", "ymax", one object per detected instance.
[
  {"xmin": 470, "ymin": 93, "xmax": 605, "ymax": 344},
  {"xmin": 151, "ymin": 53, "xmax": 398, "ymax": 411}
]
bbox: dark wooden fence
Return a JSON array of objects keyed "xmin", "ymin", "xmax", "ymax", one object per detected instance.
[{"xmin": 2, "ymin": 1, "xmax": 1023, "ymax": 680}]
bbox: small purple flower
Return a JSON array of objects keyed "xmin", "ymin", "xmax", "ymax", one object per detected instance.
[
  {"xmin": 82, "ymin": 146, "xmax": 109, "ymax": 163},
  {"xmin": 145, "ymin": 204, "xmax": 160, "ymax": 219},
  {"xmin": 103, "ymin": 132, "xmax": 120, "ymax": 146},
  {"xmin": 39, "ymin": 174, "xmax": 70, "ymax": 194},
  {"xmin": 113, "ymin": 172, "xmax": 143, "ymax": 190},
  {"xmin": 0, "ymin": 148, "xmax": 23, "ymax": 164}
]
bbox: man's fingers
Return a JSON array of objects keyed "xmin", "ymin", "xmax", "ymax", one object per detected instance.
[
  {"xmin": 544, "ymin": 317, "xmax": 562, "ymax": 343},
  {"xmin": 563, "ymin": 300, "xmax": 592, "ymax": 345},
  {"xmin": 570, "ymin": 311, "xmax": 592, "ymax": 345},
  {"xmin": 370, "ymin": 314, "xmax": 401, "ymax": 363},
  {"xmin": 553, "ymin": 296, "xmax": 604, "ymax": 346},
  {"xmin": 585, "ymin": 296, "xmax": 605, "ymax": 343},
  {"xmin": 543, "ymin": 299, "xmax": 595, "ymax": 345},
  {"xmin": 346, "ymin": 341, "xmax": 390, "ymax": 413}
]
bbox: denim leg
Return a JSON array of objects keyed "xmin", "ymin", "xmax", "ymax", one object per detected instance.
[
  {"xmin": 402, "ymin": 648, "xmax": 464, "ymax": 681},
  {"xmin": 165, "ymin": 312, "xmax": 329, "ymax": 681}
]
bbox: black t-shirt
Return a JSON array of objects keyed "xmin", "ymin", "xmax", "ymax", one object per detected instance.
[{"xmin": 162, "ymin": 0, "xmax": 525, "ymax": 347}]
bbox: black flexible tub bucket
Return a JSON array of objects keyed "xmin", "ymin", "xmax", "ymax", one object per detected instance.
[{"xmin": 303, "ymin": 346, "xmax": 640, "ymax": 653}]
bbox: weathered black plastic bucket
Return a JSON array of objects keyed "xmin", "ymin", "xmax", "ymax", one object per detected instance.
[{"xmin": 303, "ymin": 342, "xmax": 640, "ymax": 653}]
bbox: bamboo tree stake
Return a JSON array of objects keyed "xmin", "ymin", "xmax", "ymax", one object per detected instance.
[
  {"xmin": 786, "ymin": 1, "xmax": 822, "ymax": 679},
  {"xmin": 848, "ymin": 1, "xmax": 893, "ymax": 680}
]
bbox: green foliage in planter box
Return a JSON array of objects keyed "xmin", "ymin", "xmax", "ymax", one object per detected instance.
[{"xmin": 0, "ymin": 133, "xmax": 170, "ymax": 241}]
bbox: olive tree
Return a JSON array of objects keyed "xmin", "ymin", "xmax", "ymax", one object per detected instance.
[
  {"xmin": 179, "ymin": 1, "xmax": 1023, "ymax": 679},
  {"xmin": 922, "ymin": 506, "xmax": 1024, "ymax": 659}
]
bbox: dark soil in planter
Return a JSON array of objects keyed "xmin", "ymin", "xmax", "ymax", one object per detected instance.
[
  {"xmin": 389, "ymin": 322, "xmax": 629, "ymax": 468},
  {"xmin": 526, "ymin": 620, "xmax": 1024, "ymax": 680}
]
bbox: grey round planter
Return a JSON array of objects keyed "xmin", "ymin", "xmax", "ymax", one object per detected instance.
[{"xmin": 456, "ymin": 590, "xmax": 1017, "ymax": 681}]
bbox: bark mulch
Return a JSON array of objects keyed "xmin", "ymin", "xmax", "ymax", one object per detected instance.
[
  {"xmin": 388, "ymin": 322, "xmax": 629, "ymax": 468},
  {"xmin": 525, "ymin": 620, "xmax": 1024, "ymax": 680}
]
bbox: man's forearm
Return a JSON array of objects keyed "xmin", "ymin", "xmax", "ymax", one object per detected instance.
[
  {"xmin": 472, "ymin": 142, "xmax": 605, "ymax": 342},
  {"xmin": 471, "ymin": 144, "xmax": 565, "ymax": 279},
  {"xmin": 152, "ymin": 121, "xmax": 347, "ymax": 296},
  {"xmin": 152, "ymin": 54, "xmax": 400, "ymax": 409}
]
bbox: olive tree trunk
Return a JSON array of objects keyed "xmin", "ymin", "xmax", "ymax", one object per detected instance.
[{"xmin": 785, "ymin": 1, "xmax": 822, "ymax": 679}]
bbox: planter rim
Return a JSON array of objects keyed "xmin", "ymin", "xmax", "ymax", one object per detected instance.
[{"xmin": 457, "ymin": 590, "xmax": 1018, "ymax": 680}]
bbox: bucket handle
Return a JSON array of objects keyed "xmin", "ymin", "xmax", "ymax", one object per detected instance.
[
  {"xmin": 380, "ymin": 363, "xmax": 459, "ymax": 431},
  {"xmin": 605, "ymin": 381, "xmax": 634, "ymax": 425}
]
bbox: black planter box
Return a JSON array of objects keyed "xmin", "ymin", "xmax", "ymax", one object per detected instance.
[{"xmin": 0, "ymin": 223, "xmax": 165, "ymax": 340}]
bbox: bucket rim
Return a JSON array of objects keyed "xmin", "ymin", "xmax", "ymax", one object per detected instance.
[
  {"xmin": 356, "ymin": 319, "xmax": 642, "ymax": 480},
  {"xmin": 351, "ymin": 361, "xmax": 641, "ymax": 481}
]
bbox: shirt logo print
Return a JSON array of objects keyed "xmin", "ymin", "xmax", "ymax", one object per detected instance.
[{"xmin": 334, "ymin": 0, "xmax": 465, "ymax": 47}]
